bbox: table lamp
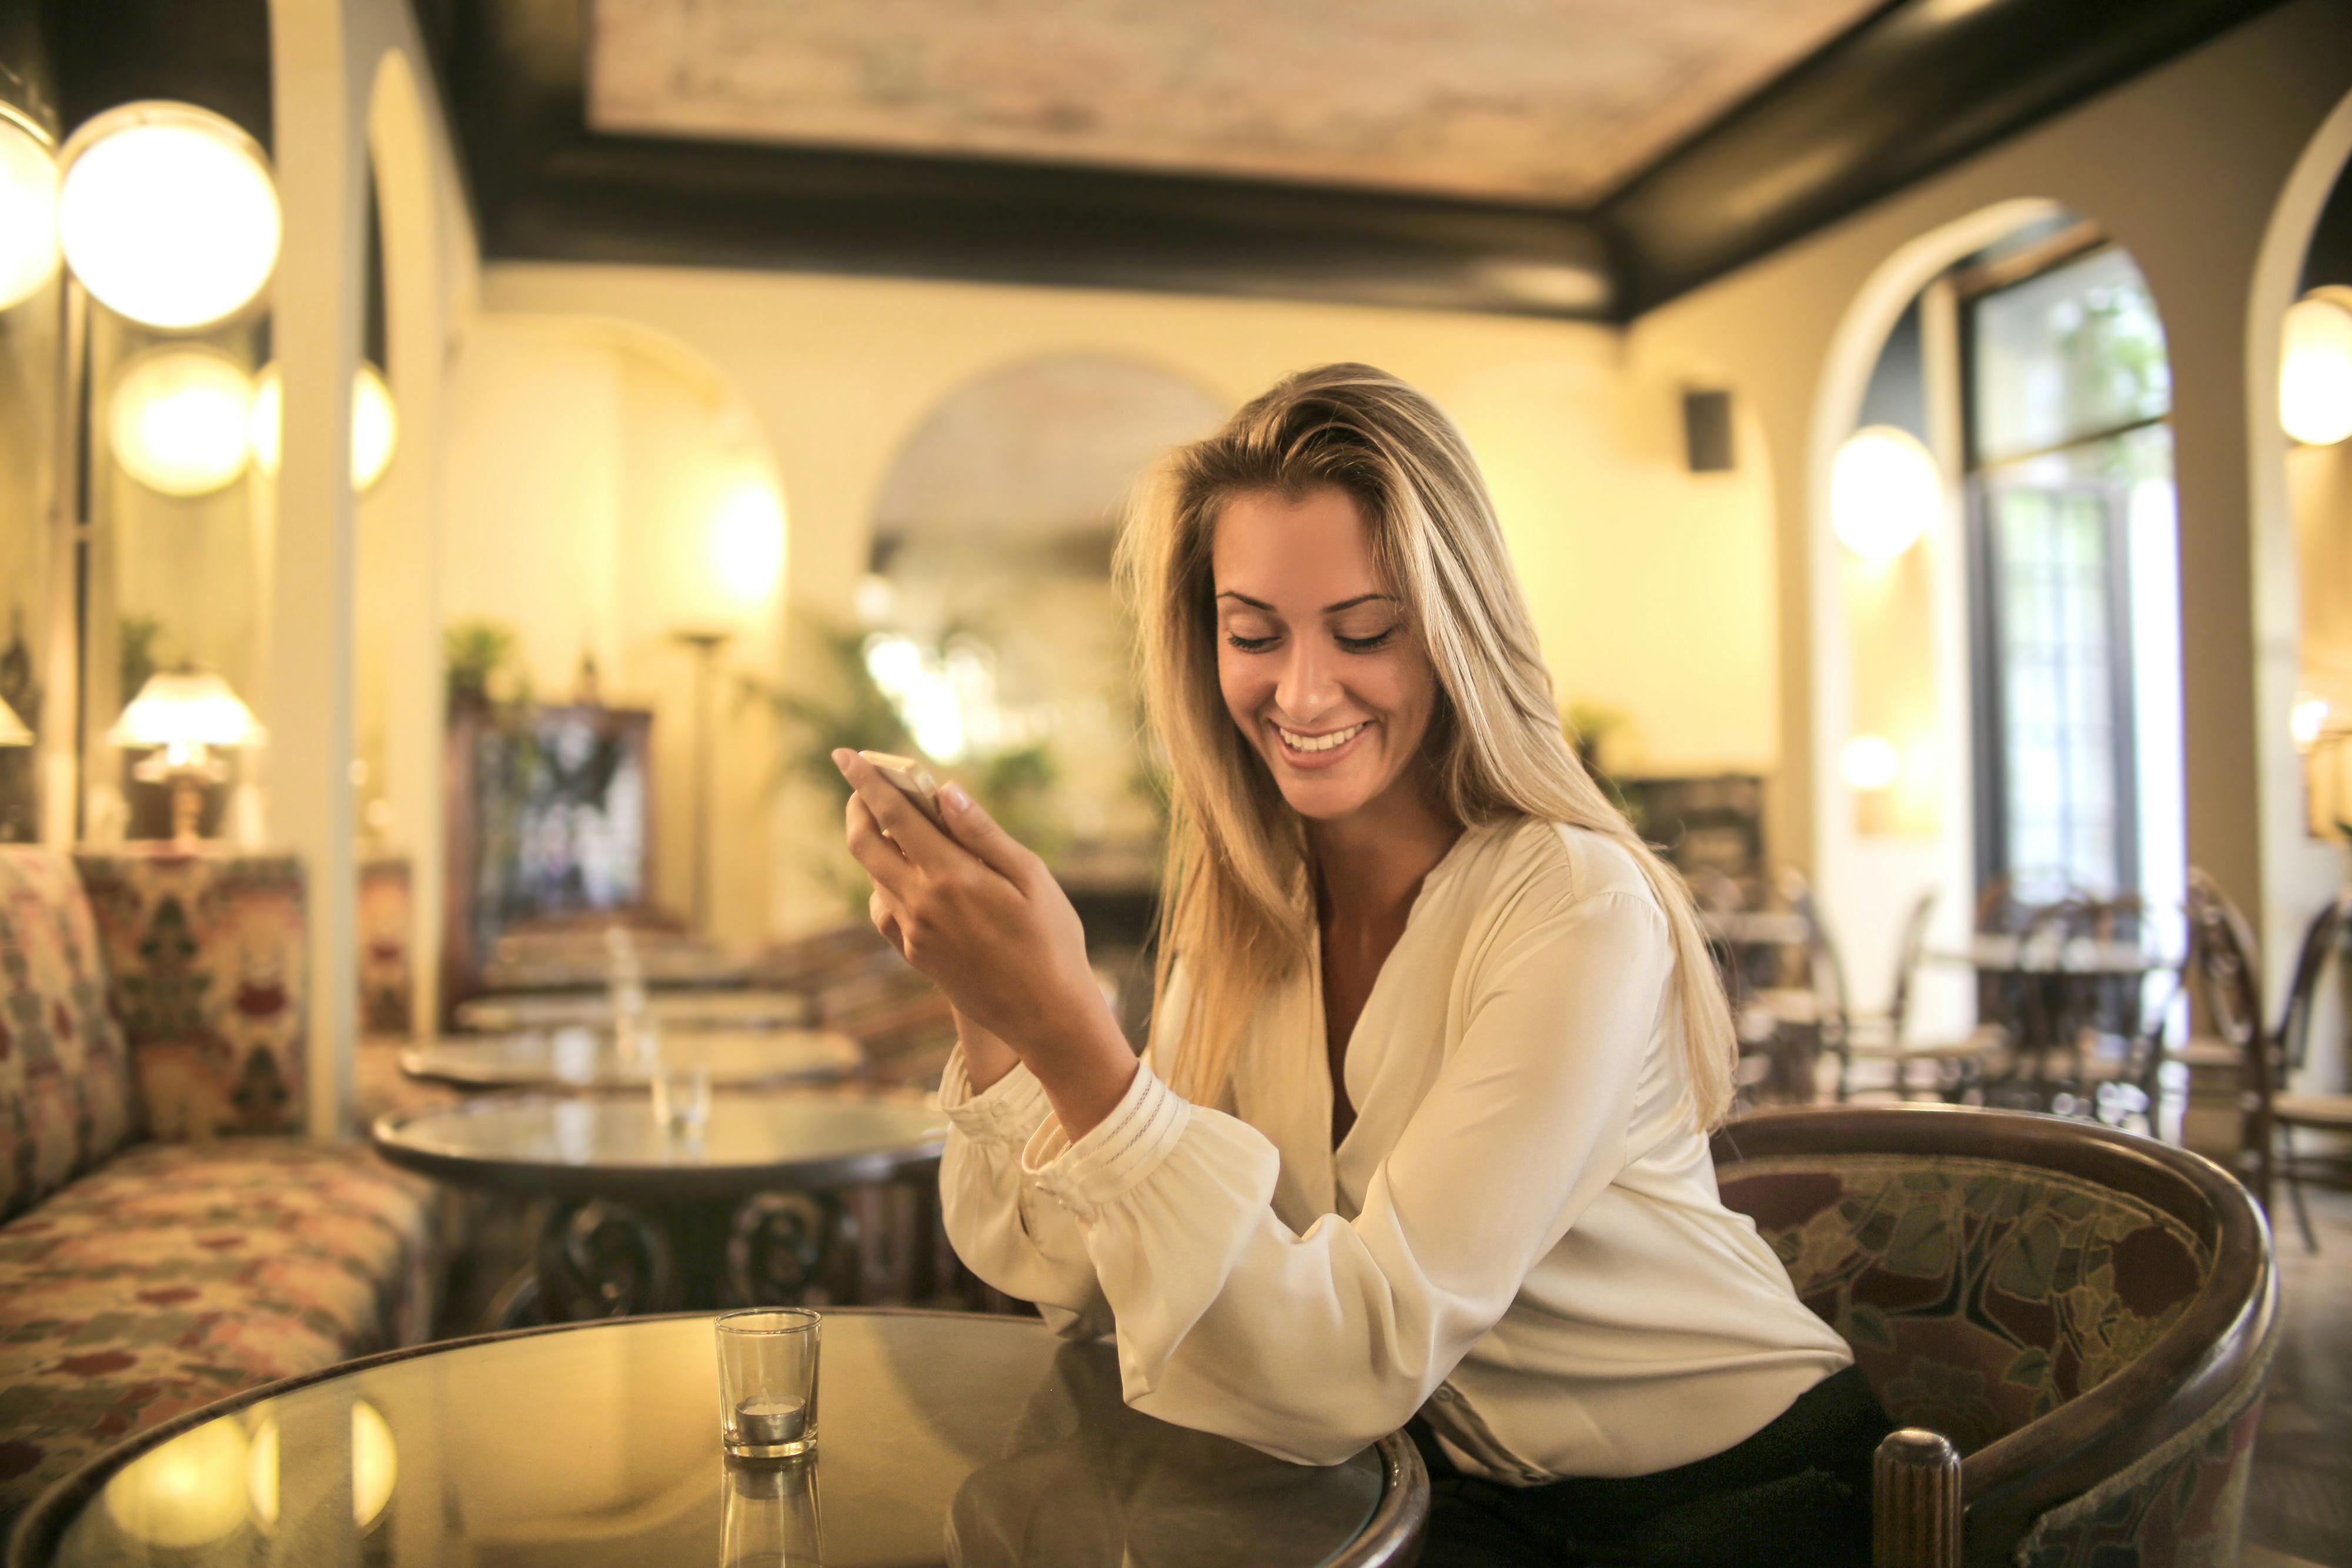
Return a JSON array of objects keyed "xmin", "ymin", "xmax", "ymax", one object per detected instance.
[
  {"xmin": 0, "ymin": 693, "xmax": 29, "ymax": 747},
  {"xmin": 106, "ymin": 668, "xmax": 264, "ymax": 842}
]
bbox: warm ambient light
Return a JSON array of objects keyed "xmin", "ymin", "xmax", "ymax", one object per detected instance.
[
  {"xmin": 0, "ymin": 105, "xmax": 60, "ymax": 310},
  {"xmin": 109, "ymin": 347, "xmax": 254, "ymax": 496},
  {"xmin": 2280, "ymin": 292, "xmax": 2352, "ymax": 446},
  {"xmin": 247, "ymin": 1400, "xmax": 397, "ymax": 1532},
  {"xmin": 103, "ymin": 1420, "xmax": 252, "ymax": 1549},
  {"xmin": 2293, "ymin": 693, "xmax": 2333, "ymax": 753},
  {"xmin": 1830, "ymin": 426, "xmax": 1940, "ymax": 561},
  {"xmin": 1840, "ymin": 733, "xmax": 1901, "ymax": 791},
  {"xmin": 708, "ymin": 475, "xmax": 786, "ymax": 607},
  {"xmin": 57, "ymin": 102, "xmax": 279, "ymax": 330},
  {"xmin": 0, "ymin": 693, "xmax": 31, "ymax": 745},
  {"xmin": 249, "ymin": 362, "xmax": 399, "ymax": 490},
  {"xmin": 108, "ymin": 668, "xmax": 265, "ymax": 841}
]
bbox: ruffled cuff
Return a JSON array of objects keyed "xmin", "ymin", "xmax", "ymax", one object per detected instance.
[
  {"xmin": 938, "ymin": 1043, "xmax": 1055, "ymax": 1146},
  {"xmin": 1021, "ymin": 1061, "xmax": 1191, "ymax": 1222}
]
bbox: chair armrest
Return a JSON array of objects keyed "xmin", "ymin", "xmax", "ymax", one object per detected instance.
[{"xmin": 1875, "ymin": 1428, "xmax": 1961, "ymax": 1568}]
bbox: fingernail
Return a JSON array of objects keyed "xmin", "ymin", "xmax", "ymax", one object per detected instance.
[
  {"xmin": 830, "ymin": 748, "xmax": 851, "ymax": 771},
  {"xmin": 941, "ymin": 781, "xmax": 973, "ymax": 813}
]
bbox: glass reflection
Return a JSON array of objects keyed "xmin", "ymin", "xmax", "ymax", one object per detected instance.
[
  {"xmin": 946, "ymin": 1344, "xmax": 1382, "ymax": 1568},
  {"xmin": 720, "ymin": 1457, "xmax": 822, "ymax": 1568},
  {"xmin": 101, "ymin": 1420, "xmax": 250, "ymax": 1549}
]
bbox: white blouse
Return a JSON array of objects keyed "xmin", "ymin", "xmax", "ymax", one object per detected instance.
[{"xmin": 937, "ymin": 814, "xmax": 1852, "ymax": 1482}]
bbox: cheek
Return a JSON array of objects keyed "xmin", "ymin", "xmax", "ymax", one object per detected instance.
[{"xmin": 1217, "ymin": 650, "xmax": 1263, "ymax": 730}]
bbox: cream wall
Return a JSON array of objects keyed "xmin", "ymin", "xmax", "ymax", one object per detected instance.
[
  {"xmin": 1630, "ymin": 0, "xmax": 2352, "ymax": 1017},
  {"xmin": 460, "ymin": 266, "xmax": 1779, "ymax": 932}
]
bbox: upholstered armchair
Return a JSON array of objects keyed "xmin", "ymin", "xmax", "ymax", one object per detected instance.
[{"xmin": 1714, "ymin": 1104, "xmax": 2274, "ymax": 1568}]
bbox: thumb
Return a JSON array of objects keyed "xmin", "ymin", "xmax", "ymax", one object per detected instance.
[{"xmin": 938, "ymin": 781, "xmax": 1032, "ymax": 883}]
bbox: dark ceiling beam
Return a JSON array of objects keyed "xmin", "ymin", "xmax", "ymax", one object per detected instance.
[{"xmin": 1598, "ymin": 0, "xmax": 2295, "ymax": 315}]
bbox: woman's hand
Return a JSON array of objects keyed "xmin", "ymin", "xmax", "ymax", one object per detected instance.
[{"xmin": 834, "ymin": 749, "xmax": 1137, "ymax": 1135}]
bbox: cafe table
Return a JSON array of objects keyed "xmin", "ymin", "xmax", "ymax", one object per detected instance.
[
  {"xmin": 10, "ymin": 1308, "xmax": 1428, "ymax": 1568},
  {"xmin": 399, "ymin": 1026, "xmax": 863, "ymax": 1093},
  {"xmin": 1925, "ymin": 934, "xmax": 2180, "ymax": 1108},
  {"xmin": 370, "ymin": 1091, "xmax": 948, "ymax": 1323},
  {"xmin": 454, "ymin": 987, "xmax": 816, "ymax": 1033}
]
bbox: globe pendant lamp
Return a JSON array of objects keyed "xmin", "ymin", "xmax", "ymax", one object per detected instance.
[
  {"xmin": 109, "ymin": 346, "xmax": 255, "ymax": 496},
  {"xmin": 249, "ymin": 361, "xmax": 399, "ymax": 490},
  {"xmin": 1830, "ymin": 426, "xmax": 1940, "ymax": 561},
  {"xmin": 0, "ymin": 102, "xmax": 61, "ymax": 311},
  {"xmin": 2281, "ymin": 291, "xmax": 2352, "ymax": 447},
  {"xmin": 57, "ymin": 101, "xmax": 279, "ymax": 330}
]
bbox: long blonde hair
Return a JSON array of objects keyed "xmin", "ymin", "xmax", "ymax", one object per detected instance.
[{"xmin": 1115, "ymin": 363, "xmax": 1737, "ymax": 1131}]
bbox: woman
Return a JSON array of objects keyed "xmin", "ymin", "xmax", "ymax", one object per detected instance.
[{"xmin": 833, "ymin": 364, "xmax": 1886, "ymax": 1567}]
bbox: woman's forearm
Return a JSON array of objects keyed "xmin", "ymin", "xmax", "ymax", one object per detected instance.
[
  {"xmin": 957, "ymin": 1002, "xmax": 1139, "ymax": 1139},
  {"xmin": 954, "ymin": 1007, "xmax": 1024, "ymax": 1092}
]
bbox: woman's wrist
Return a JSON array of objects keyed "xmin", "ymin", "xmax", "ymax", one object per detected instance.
[
  {"xmin": 953, "ymin": 1007, "xmax": 1022, "ymax": 1092},
  {"xmin": 1031, "ymin": 1002, "xmax": 1142, "ymax": 1140}
]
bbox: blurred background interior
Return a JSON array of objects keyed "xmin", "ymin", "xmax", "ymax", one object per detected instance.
[{"xmin": 5, "ymin": 0, "xmax": 2352, "ymax": 1563}]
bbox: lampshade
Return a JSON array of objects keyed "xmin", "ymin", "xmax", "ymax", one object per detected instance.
[
  {"xmin": 0, "ymin": 692, "xmax": 31, "ymax": 746},
  {"xmin": 2281, "ymin": 292, "xmax": 2352, "ymax": 446},
  {"xmin": 107, "ymin": 670, "xmax": 265, "ymax": 750},
  {"xmin": 249, "ymin": 361, "xmax": 399, "ymax": 490},
  {"xmin": 109, "ymin": 347, "xmax": 255, "ymax": 496},
  {"xmin": 0, "ymin": 103, "xmax": 60, "ymax": 311},
  {"xmin": 58, "ymin": 101, "xmax": 279, "ymax": 330},
  {"xmin": 1830, "ymin": 426, "xmax": 1940, "ymax": 561}
]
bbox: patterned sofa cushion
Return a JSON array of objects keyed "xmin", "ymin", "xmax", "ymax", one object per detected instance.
[
  {"xmin": 0, "ymin": 849, "xmax": 135, "ymax": 1222},
  {"xmin": 0, "ymin": 1139, "xmax": 436, "ymax": 1526},
  {"xmin": 1718, "ymin": 1154, "xmax": 2211, "ymax": 1456},
  {"xmin": 73, "ymin": 848, "xmax": 308, "ymax": 1139}
]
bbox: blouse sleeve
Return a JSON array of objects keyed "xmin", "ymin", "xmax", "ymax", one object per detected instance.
[
  {"xmin": 1018, "ymin": 884, "xmax": 1673, "ymax": 1466},
  {"xmin": 937, "ymin": 1045, "xmax": 1114, "ymax": 1338}
]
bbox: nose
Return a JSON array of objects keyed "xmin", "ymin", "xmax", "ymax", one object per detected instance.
[{"xmin": 1274, "ymin": 636, "xmax": 1341, "ymax": 724}]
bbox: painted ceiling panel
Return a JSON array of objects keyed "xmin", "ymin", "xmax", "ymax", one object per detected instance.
[{"xmin": 587, "ymin": 0, "xmax": 1887, "ymax": 206}]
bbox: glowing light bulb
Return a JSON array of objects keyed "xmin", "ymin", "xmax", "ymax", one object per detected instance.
[
  {"xmin": 1841, "ymin": 734, "xmax": 1900, "ymax": 791},
  {"xmin": 2281, "ymin": 293, "xmax": 2352, "ymax": 446},
  {"xmin": 0, "ymin": 107, "xmax": 60, "ymax": 310},
  {"xmin": 58, "ymin": 102, "xmax": 278, "ymax": 329},
  {"xmin": 249, "ymin": 362, "xmax": 399, "ymax": 490},
  {"xmin": 109, "ymin": 347, "xmax": 255, "ymax": 496},
  {"xmin": 709, "ymin": 475, "xmax": 786, "ymax": 608},
  {"xmin": 1830, "ymin": 426, "xmax": 1939, "ymax": 561},
  {"xmin": 2291, "ymin": 693, "xmax": 2331, "ymax": 753}
]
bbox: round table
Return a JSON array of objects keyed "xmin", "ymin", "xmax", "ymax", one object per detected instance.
[
  {"xmin": 1927, "ymin": 935, "xmax": 2180, "ymax": 1112},
  {"xmin": 454, "ymin": 987, "xmax": 814, "ymax": 1033},
  {"xmin": 12, "ymin": 1309, "xmax": 1425, "ymax": 1568},
  {"xmin": 399, "ymin": 1027, "xmax": 863, "ymax": 1092},
  {"xmin": 371, "ymin": 1092, "xmax": 949, "ymax": 1321}
]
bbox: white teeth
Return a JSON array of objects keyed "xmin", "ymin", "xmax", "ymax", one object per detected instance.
[{"xmin": 1277, "ymin": 723, "xmax": 1365, "ymax": 754}]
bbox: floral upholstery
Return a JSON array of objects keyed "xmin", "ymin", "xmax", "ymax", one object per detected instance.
[
  {"xmin": 358, "ymin": 855, "xmax": 412, "ymax": 1036},
  {"xmin": 74, "ymin": 847, "xmax": 308, "ymax": 1139},
  {"xmin": 1717, "ymin": 1151, "xmax": 2250, "ymax": 1568},
  {"xmin": 0, "ymin": 850, "xmax": 134, "ymax": 1222},
  {"xmin": 0, "ymin": 1138, "xmax": 436, "ymax": 1527}
]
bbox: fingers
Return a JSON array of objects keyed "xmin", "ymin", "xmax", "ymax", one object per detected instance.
[
  {"xmin": 931, "ymin": 779, "xmax": 1040, "ymax": 887},
  {"xmin": 844, "ymin": 791, "xmax": 914, "ymax": 899},
  {"xmin": 833, "ymin": 749, "xmax": 957, "ymax": 872},
  {"xmin": 868, "ymin": 888, "xmax": 907, "ymax": 957}
]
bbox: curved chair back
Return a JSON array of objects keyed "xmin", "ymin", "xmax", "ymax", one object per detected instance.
[{"xmin": 1713, "ymin": 1105, "xmax": 2275, "ymax": 1568}]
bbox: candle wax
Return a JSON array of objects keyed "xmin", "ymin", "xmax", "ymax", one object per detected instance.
[{"xmin": 736, "ymin": 1396, "xmax": 808, "ymax": 1445}]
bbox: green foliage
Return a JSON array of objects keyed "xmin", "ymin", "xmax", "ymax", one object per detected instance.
[
  {"xmin": 118, "ymin": 616, "xmax": 166, "ymax": 704},
  {"xmin": 445, "ymin": 618, "xmax": 523, "ymax": 708}
]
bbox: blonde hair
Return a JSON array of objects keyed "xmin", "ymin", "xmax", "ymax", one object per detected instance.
[{"xmin": 1115, "ymin": 363, "xmax": 1737, "ymax": 1131}]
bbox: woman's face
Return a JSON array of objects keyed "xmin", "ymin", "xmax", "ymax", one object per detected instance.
[{"xmin": 1210, "ymin": 486, "xmax": 1441, "ymax": 824}]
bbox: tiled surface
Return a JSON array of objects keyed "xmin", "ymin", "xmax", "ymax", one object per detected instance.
[{"xmin": 2247, "ymin": 1183, "xmax": 2352, "ymax": 1567}]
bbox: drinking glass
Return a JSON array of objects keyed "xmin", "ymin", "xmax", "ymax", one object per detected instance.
[
  {"xmin": 716, "ymin": 1308, "xmax": 821, "ymax": 1460},
  {"xmin": 650, "ymin": 1034, "xmax": 712, "ymax": 1141}
]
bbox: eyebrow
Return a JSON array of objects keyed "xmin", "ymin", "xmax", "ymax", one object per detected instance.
[{"xmin": 1215, "ymin": 591, "xmax": 1394, "ymax": 614}]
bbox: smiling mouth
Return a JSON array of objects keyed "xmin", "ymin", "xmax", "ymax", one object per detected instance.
[{"xmin": 1275, "ymin": 721, "xmax": 1367, "ymax": 754}]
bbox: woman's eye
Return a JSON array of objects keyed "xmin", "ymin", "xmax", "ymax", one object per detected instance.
[
  {"xmin": 1336, "ymin": 627, "xmax": 1398, "ymax": 653},
  {"xmin": 1225, "ymin": 631, "xmax": 1279, "ymax": 653}
]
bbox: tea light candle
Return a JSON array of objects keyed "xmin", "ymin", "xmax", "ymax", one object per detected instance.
[{"xmin": 735, "ymin": 1396, "xmax": 807, "ymax": 1446}]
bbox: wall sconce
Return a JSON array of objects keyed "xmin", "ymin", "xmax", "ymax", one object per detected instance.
[
  {"xmin": 2280, "ymin": 290, "xmax": 2352, "ymax": 447},
  {"xmin": 1830, "ymin": 425, "xmax": 1939, "ymax": 561},
  {"xmin": 56, "ymin": 101, "xmax": 279, "ymax": 331},
  {"xmin": 106, "ymin": 668, "xmax": 265, "ymax": 843},
  {"xmin": 108, "ymin": 346, "xmax": 256, "ymax": 496},
  {"xmin": 0, "ymin": 694, "xmax": 31, "ymax": 748},
  {"xmin": 0, "ymin": 103, "xmax": 60, "ymax": 310},
  {"xmin": 249, "ymin": 360, "xmax": 399, "ymax": 491},
  {"xmin": 1840, "ymin": 732, "xmax": 1900, "ymax": 791}
]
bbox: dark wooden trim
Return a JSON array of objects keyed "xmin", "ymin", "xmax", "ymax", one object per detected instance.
[
  {"xmin": 1714, "ymin": 1104, "xmax": 2278, "ymax": 1566},
  {"xmin": 1596, "ymin": 0, "xmax": 2293, "ymax": 314},
  {"xmin": 9, "ymin": 1306, "xmax": 1428, "ymax": 1568}
]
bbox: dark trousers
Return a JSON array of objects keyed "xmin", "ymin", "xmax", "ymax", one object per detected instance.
[{"xmin": 1411, "ymin": 1365, "xmax": 1893, "ymax": 1568}]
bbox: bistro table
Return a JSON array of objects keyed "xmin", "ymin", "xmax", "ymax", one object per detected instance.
[
  {"xmin": 12, "ymin": 1309, "xmax": 1427, "ymax": 1568},
  {"xmin": 454, "ymin": 987, "xmax": 815, "ymax": 1034},
  {"xmin": 1926, "ymin": 933, "xmax": 2180, "ymax": 1109},
  {"xmin": 399, "ymin": 1027, "xmax": 863, "ymax": 1093},
  {"xmin": 372, "ymin": 1091, "xmax": 949, "ymax": 1322}
]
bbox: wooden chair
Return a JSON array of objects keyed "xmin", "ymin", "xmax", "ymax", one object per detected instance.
[
  {"xmin": 1790, "ymin": 887, "xmax": 2007, "ymax": 1104},
  {"xmin": 2178, "ymin": 871, "xmax": 2352, "ymax": 1252},
  {"xmin": 1715, "ymin": 1104, "xmax": 2276, "ymax": 1568}
]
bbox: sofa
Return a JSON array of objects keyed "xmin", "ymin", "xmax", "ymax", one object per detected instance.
[{"xmin": 0, "ymin": 845, "xmax": 437, "ymax": 1536}]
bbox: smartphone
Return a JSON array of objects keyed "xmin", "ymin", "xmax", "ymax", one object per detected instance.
[{"xmin": 857, "ymin": 750, "xmax": 947, "ymax": 829}]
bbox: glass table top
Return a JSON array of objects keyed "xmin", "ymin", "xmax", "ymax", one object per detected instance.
[
  {"xmin": 370, "ymin": 1091, "xmax": 948, "ymax": 1196},
  {"xmin": 28, "ymin": 1310, "xmax": 1394, "ymax": 1568},
  {"xmin": 400, "ymin": 1028, "xmax": 863, "ymax": 1090},
  {"xmin": 455, "ymin": 988, "xmax": 816, "ymax": 1033}
]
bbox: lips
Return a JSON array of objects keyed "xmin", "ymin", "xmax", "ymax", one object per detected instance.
[{"xmin": 1271, "ymin": 720, "xmax": 1372, "ymax": 768}]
